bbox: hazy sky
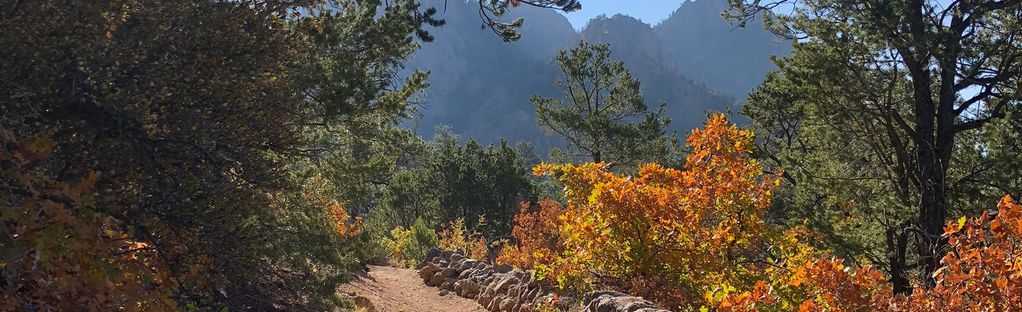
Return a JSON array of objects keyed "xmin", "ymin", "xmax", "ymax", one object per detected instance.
[{"xmin": 558, "ymin": 0, "xmax": 685, "ymax": 30}]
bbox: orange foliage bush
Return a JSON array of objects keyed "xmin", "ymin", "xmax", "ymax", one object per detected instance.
[
  {"xmin": 523, "ymin": 113, "xmax": 780, "ymax": 308},
  {"xmin": 1, "ymin": 133, "xmax": 175, "ymax": 311},
  {"xmin": 721, "ymin": 195, "xmax": 1022, "ymax": 311},
  {"xmin": 328, "ymin": 202, "xmax": 362, "ymax": 238},
  {"xmin": 505, "ymin": 113, "xmax": 1022, "ymax": 311},
  {"xmin": 497, "ymin": 199, "xmax": 564, "ymax": 271}
]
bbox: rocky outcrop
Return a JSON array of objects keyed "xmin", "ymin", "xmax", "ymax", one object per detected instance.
[{"xmin": 417, "ymin": 248, "xmax": 671, "ymax": 312}]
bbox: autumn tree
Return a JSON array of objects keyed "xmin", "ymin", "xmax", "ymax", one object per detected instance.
[
  {"xmin": 0, "ymin": 133, "xmax": 176, "ymax": 311},
  {"xmin": 496, "ymin": 199, "xmax": 564, "ymax": 272},
  {"xmin": 728, "ymin": 0, "xmax": 1022, "ymax": 291},
  {"xmin": 525, "ymin": 114, "xmax": 780, "ymax": 309},
  {"xmin": 720, "ymin": 195, "xmax": 1022, "ymax": 311},
  {"xmin": 532, "ymin": 41, "xmax": 677, "ymax": 169},
  {"xmin": 1, "ymin": 0, "xmax": 437, "ymax": 309}
]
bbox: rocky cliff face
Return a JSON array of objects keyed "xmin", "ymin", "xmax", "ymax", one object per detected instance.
[
  {"xmin": 654, "ymin": 0, "xmax": 792, "ymax": 98},
  {"xmin": 417, "ymin": 248, "xmax": 672, "ymax": 312},
  {"xmin": 404, "ymin": 0, "xmax": 790, "ymax": 153},
  {"xmin": 580, "ymin": 14, "xmax": 732, "ymax": 134}
]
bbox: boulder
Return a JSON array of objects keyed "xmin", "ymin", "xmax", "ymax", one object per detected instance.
[
  {"xmin": 441, "ymin": 249, "xmax": 456, "ymax": 259},
  {"xmin": 460, "ymin": 259, "xmax": 478, "ymax": 271},
  {"xmin": 428, "ymin": 272, "xmax": 446, "ymax": 287},
  {"xmin": 441, "ymin": 277, "xmax": 458, "ymax": 291},
  {"xmin": 494, "ymin": 264, "xmax": 513, "ymax": 273},
  {"xmin": 455, "ymin": 280, "xmax": 481, "ymax": 298},
  {"xmin": 458, "ymin": 268, "xmax": 477, "ymax": 279},
  {"xmin": 449, "ymin": 259, "xmax": 464, "ymax": 271},
  {"xmin": 418, "ymin": 262, "xmax": 441, "ymax": 281},
  {"xmin": 610, "ymin": 296, "xmax": 657, "ymax": 312},
  {"xmin": 488, "ymin": 295, "xmax": 506, "ymax": 312},
  {"xmin": 510, "ymin": 268, "xmax": 527, "ymax": 280},
  {"xmin": 439, "ymin": 268, "xmax": 458, "ymax": 279},
  {"xmin": 422, "ymin": 247, "xmax": 442, "ymax": 266},
  {"xmin": 488, "ymin": 276, "xmax": 517, "ymax": 294},
  {"xmin": 555, "ymin": 296, "xmax": 577, "ymax": 310},
  {"xmin": 499, "ymin": 297, "xmax": 516, "ymax": 312},
  {"xmin": 582, "ymin": 291, "xmax": 659, "ymax": 312}
]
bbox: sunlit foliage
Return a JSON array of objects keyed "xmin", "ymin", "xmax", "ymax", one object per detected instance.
[
  {"xmin": 721, "ymin": 195, "xmax": 1022, "ymax": 311},
  {"xmin": 516, "ymin": 114, "xmax": 780, "ymax": 308}
]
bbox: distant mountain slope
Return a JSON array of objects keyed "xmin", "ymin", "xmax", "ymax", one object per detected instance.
[
  {"xmin": 404, "ymin": 0, "xmax": 788, "ymax": 153},
  {"xmin": 654, "ymin": 0, "xmax": 791, "ymax": 98},
  {"xmin": 404, "ymin": 1, "xmax": 573, "ymax": 152},
  {"xmin": 581, "ymin": 14, "xmax": 732, "ymax": 132}
]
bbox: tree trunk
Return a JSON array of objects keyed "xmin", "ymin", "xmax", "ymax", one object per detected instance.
[{"xmin": 886, "ymin": 225, "xmax": 912, "ymax": 294}]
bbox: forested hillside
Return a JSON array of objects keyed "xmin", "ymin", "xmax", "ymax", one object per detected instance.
[
  {"xmin": 3, "ymin": 0, "xmax": 1021, "ymax": 311},
  {"xmin": 405, "ymin": 0, "xmax": 781, "ymax": 153},
  {"xmin": 655, "ymin": 0, "xmax": 791, "ymax": 97}
]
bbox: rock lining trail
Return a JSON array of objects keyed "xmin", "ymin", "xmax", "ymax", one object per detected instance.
[{"xmin": 339, "ymin": 265, "xmax": 487, "ymax": 312}]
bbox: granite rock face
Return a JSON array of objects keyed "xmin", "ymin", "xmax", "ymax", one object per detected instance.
[{"xmin": 416, "ymin": 248, "xmax": 672, "ymax": 312}]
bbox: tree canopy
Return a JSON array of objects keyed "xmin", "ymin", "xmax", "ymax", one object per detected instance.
[
  {"xmin": 532, "ymin": 41, "xmax": 678, "ymax": 169},
  {"xmin": 728, "ymin": 0, "xmax": 1022, "ymax": 292}
]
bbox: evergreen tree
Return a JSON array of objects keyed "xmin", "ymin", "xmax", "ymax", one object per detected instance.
[
  {"xmin": 729, "ymin": 0, "xmax": 1022, "ymax": 292},
  {"xmin": 532, "ymin": 41, "xmax": 678, "ymax": 169}
]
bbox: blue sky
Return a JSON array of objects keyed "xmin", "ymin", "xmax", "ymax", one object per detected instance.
[{"xmin": 558, "ymin": 0, "xmax": 684, "ymax": 30}]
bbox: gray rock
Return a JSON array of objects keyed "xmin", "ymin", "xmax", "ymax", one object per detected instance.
[
  {"xmin": 583, "ymin": 290, "xmax": 628, "ymax": 305},
  {"xmin": 428, "ymin": 272, "xmax": 446, "ymax": 287},
  {"xmin": 555, "ymin": 296, "xmax": 577, "ymax": 310},
  {"xmin": 510, "ymin": 268, "xmax": 527, "ymax": 280},
  {"xmin": 459, "ymin": 268, "xmax": 477, "ymax": 279},
  {"xmin": 494, "ymin": 264, "xmax": 513, "ymax": 273},
  {"xmin": 584, "ymin": 292, "xmax": 655, "ymax": 312},
  {"xmin": 441, "ymin": 277, "xmax": 458, "ymax": 291},
  {"xmin": 611, "ymin": 296, "xmax": 657, "ymax": 312},
  {"xmin": 418, "ymin": 263, "xmax": 441, "ymax": 281},
  {"xmin": 439, "ymin": 267, "xmax": 458, "ymax": 279},
  {"xmin": 450, "ymin": 259, "xmax": 465, "ymax": 272},
  {"xmin": 478, "ymin": 289, "xmax": 495, "ymax": 307},
  {"xmin": 491, "ymin": 276, "xmax": 517, "ymax": 294},
  {"xmin": 488, "ymin": 295, "xmax": 505, "ymax": 312},
  {"xmin": 460, "ymin": 259, "xmax": 478, "ymax": 270},
  {"xmin": 426, "ymin": 247, "xmax": 441, "ymax": 259},
  {"xmin": 455, "ymin": 279, "xmax": 481, "ymax": 298},
  {"xmin": 423, "ymin": 247, "xmax": 442, "ymax": 265},
  {"xmin": 441, "ymin": 249, "xmax": 456, "ymax": 260},
  {"xmin": 499, "ymin": 297, "xmax": 515, "ymax": 312}
]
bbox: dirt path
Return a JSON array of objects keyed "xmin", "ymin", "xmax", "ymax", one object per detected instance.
[{"xmin": 339, "ymin": 265, "xmax": 487, "ymax": 312}]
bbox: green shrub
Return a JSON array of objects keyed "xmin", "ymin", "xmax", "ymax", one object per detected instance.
[{"xmin": 380, "ymin": 217, "xmax": 438, "ymax": 268}]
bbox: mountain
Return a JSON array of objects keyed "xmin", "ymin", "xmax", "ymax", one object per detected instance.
[
  {"xmin": 580, "ymin": 14, "xmax": 731, "ymax": 132},
  {"xmin": 403, "ymin": 0, "xmax": 788, "ymax": 153},
  {"xmin": 654, "ymin": 0, "xmax": 792, "ymax": 97},
  {"xmin": 403, "ymin": 1, "xmax": 575, "ymax": 152}
]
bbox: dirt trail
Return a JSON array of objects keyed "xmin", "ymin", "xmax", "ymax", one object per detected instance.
[{"xmin": 339, "ymin": 265, "xmax": 487, "ymax": 312}]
